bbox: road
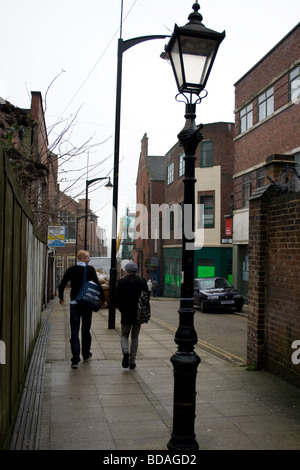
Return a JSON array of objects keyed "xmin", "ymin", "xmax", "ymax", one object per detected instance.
[{"xmin": 150, "ymin": 298, "xmax": 248, "ymax": 366}]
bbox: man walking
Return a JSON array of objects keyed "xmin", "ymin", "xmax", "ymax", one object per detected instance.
[
  {"xmin": 116, "ymin": 262, "xmax": 148, "ymax": 369},
  {"xmin": 152, "ymin": 279, "xmax": 159, "ymax": 297},
  {"xmin": 58, "ymin": 250, "xmax": 107, "ymax": 368}
]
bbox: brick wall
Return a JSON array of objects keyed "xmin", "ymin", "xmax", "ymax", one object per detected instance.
[
  {"xmin": 234, "ymin": 23, "xmax": 300, "ymax": 182},
  {"xmin": 234, "ymin": 105, "xmax": 300, "ymax": 177},
  {"xmin": 135, "ymin": 134, "xmax": 165, "ymax": 282},
  {"xmin": 235, "ymin": 24, "xmax": 299, "ymax": 109},
  {"xmin": 248, "ymin": 186, "xmax": 300, "ymax": 386},
  {"xmin": 30, "ymin": 91, "xmax": 48, "ymax": 166},
  {"xmin": 136, "ymin": 134, "xmax": 151, "ymax": 274}
]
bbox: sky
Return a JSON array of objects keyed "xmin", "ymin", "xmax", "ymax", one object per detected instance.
[{"xmin": 1, "ymin": 0, "xmax": 299, "ymax": 247}]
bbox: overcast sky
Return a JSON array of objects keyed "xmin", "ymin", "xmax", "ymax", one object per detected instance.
[{"xmin": 1, "ymin": 0, "xmax": 299, "ymax": 246}]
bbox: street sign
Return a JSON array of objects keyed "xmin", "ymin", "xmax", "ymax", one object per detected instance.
[{"xmin": 48, "ymin": 225, "xmax": 65, "ymax": 247}]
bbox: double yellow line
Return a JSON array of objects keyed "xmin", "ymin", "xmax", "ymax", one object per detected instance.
[{"xmin": 151, "ymin": 315, "xmax": 246, "ymax": 366}]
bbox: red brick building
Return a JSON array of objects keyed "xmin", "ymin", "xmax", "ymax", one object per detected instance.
[
  {"xmin": 135, "ymin": 133, "xmax": 165, "ymax": 290},
  {"xmin": 163, "ymin": 122, "xmax": 234, "ymax": 297},
  {"xmin": 233, "ymin": 23, "xmax": 300, "ymax": 385},
  {"xmin": 233, "ymin": 23, "xmax": 300, "ymax": 300}
]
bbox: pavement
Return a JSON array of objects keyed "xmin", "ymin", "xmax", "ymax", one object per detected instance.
[{"xmin": 9, "ymin": 294, "xmax": 300, "ymax": 453}]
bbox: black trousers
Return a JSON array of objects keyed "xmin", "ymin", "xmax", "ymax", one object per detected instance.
[{"xmin": 70, "ymin": 303, "xmax": 92, "ymax": 364}]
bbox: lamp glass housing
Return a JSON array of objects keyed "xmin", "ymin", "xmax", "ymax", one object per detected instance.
[
  {"xmin": 165, "ymin": 3, "xmax": 225, "ymax": 96},
  {"xmin": 170, "ymin": 33, "xmax": 221, "ymax": 94}
]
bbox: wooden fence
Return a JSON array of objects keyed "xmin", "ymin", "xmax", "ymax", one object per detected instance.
[{"xmin": 0, "ymin": 149, "xmax": 46, "ymax": 449}]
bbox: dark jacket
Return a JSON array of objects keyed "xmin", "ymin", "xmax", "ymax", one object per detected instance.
[
  {"xmin": 116, "ymin": 274, "xmax": 148, "ymax": 324},
  {"xmin": 58, "ymin": 264, "xmax": 106, "ymax": 302}
]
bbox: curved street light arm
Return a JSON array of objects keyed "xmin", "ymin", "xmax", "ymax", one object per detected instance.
[
  {"xmin": 108, "ymin": 34, "xmax": 170, "ymax": 329},
  {"xmin": 122, "ymin": 35, "xmax": 170, "ymax": 53}
]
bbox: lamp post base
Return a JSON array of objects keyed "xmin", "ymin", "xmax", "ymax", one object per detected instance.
[
  {"xmin": 168, "ymin": 434, "xmax": 199, "ymax": 452},
  {"xmin": 167, "ymin": 348, "xmax": 201, "ymax": 452}
]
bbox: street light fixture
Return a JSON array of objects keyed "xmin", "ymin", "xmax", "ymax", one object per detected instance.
[
  {"xmin": 163, "ymin": 1, "xmax": 225, "ymax": 451},
  {"xmin": 164, "ymin": 1, "xmax": 225, "ymax": 96},
  {"xmin": 85, "ymin": 177, "xmax": 112, "ymax": 250}
]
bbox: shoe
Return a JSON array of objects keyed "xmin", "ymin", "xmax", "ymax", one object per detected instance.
[
  {"xmin": 129, "ymin": 363, "xmax": 136, "ymax": 369},
  {"xmin": 122, "ymin": 353, "xmax": 129, "ymax": 368},
  {"xmin": 83, "ymin": 352, "xmax": 92, "ymax": 361},
  {"xmin": 71, "ymin": 363, "xmax": 78, "ymax": 369}
]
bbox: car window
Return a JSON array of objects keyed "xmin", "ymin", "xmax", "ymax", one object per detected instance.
[
  {"xmin": 200, "ymin": 280, "xmax": 215, "ymax": 289},
  {"xmin": 215, "ymin": 278, "xmax": 232, "ymax": 288}
]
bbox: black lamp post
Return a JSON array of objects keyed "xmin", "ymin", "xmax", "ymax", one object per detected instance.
[
  {"xmin": 84, "ymin": 177, "xmax": 112, "ymax": 251},
  {"xmin": 108, "ymin": 23, "xmax": 169, "ymax": 329},
  {"xmin": 75, "ymin": 215, "xmax": 86, "ymax": 255},
  {"xmin": 163, "ymin": 1, "xmax": 225, "ymax": 451}
]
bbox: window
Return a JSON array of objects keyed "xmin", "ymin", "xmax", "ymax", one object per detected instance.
[
  {"xmin": 176, "ymin": 259, "xmax": 182, "ymax": 288},
  {"xmin": 258, "ymin": 87, "xmax": 274, "ymax": 121},
  {"xmin": 67, "ymin": 256, "xmax": 76, "ymax": 268},
  {"xmin": 164, "ymin": 257, "xmax": 182, "ymax": 296},
  {"xmin": 290, "ymin": 66, "xmax": 300, "ymax": 104},
  {"xmin": 200, "ymin": 195, "xmax": 214, "ymax": 228},
  {"xmin": 256, "ymin": 168, "xmax": 265, "ymax": 188},
  {"xmin": 201, "ymin": 141, "xmax": 213, "ymax": 167},
  {"xmin": 240, "ymin": 104, "xmax": 253, "ymax": 133},
  {"xmin": 242, "ymin": 174, "xmax": 252, "ymax": 207},
  {"xmin": 59, "ymin": 211, "xmax": 76, "ymax": 242},
  {"xmin": 164, "ymin": 257, "xmax": 174, "ymax": 287},
  {"xmin": 197, "ymin": 259, "xmax": 215, "ymax": 278},
  {"xmin": 167, "ymin": 162, "xmax": 174, "ymax": 185},
  {"xmin": 178, "ymin": 152, "xmax": 185, "ymax": 177},
  {"xmin": 170, "ymin": 210, "xmax": 174, "ymax": 233}
]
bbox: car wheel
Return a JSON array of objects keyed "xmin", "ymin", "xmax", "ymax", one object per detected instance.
[
  {"xmin": 236, "ymin": 306, "xmax": 243, "ymax": 312},
  {"xmin": 200, "ymin": 300, "xmax": 207, "ymax": 313}
]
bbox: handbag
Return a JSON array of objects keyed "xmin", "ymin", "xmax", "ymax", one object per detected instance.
[
  {"xmin": 76, "ymin": 265, "xmax": 101, "ymax": 312},
  {"xmin": 137, "ymin": 283, "xmax": 151, "ymax": 324}
]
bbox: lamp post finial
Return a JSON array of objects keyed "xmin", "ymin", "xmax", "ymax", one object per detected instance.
[{"xmin": 189, "ymin": 2, "xmax": 203, "ymax": 22}]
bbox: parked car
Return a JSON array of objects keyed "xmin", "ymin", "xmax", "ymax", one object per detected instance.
[{"xmin": 194, "ymin": 277, "xmax": 244, "ymax": 313}]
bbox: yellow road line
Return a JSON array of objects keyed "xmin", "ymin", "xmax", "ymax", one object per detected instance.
[{"xmin": 151, "ymin": 315, "xmax": 245, "ymax": 366}]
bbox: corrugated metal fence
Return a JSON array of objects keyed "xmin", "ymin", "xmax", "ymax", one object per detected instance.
[{"xmin": 0, "ymin": 149, "xmax": 46, "ymax": 449}]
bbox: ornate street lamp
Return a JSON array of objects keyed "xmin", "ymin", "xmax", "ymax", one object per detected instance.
[
  {"xmin": 163, "ymin": 1, "xmax": 225, "ymax": 451},
  {"xmin": 164, "ymin": 1, "xmax": 225, "ymax": 96},
  {"xmin": 84, "ymin": 177, "xmax": 112, "ymax": 250}
]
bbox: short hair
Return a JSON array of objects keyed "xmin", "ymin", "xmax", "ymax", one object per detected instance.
[{"xmin": 77, "ymin": 250, "xmax": 90, "ymax": 261}]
